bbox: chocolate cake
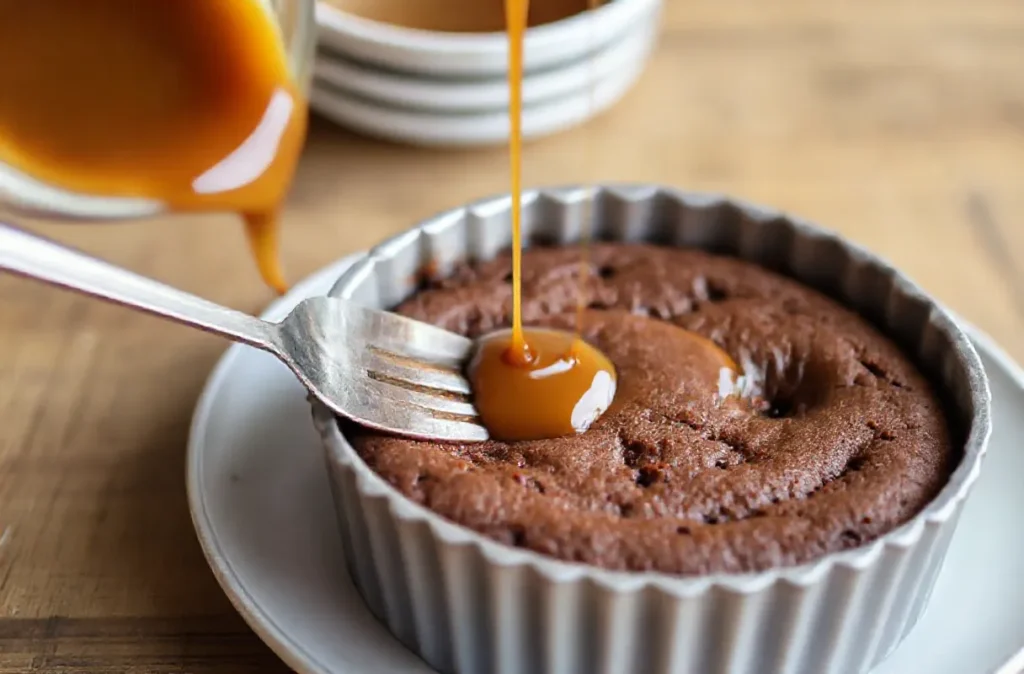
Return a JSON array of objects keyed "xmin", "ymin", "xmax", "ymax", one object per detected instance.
[{"xmin": 346, "ymin": 243, "xmax": 955, "ymax": 575}]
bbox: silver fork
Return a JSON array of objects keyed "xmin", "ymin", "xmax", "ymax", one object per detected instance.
[{"xmin": 0, "ymin": 222, "xmax": 488, "ymax": 442}]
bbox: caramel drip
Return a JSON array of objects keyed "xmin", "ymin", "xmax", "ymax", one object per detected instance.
[{"xmin": 465, "ymin": 0, "xmax": 619, "ymax": 442}]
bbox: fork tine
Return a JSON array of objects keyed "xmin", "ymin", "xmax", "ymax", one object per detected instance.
[
  {"xmin": 362, "ymin": 376, "xmax": 478, "ymax": 418},
  {"xmin": 352, "ymin": 377, "xmax": 489, "ymax": 441},
  {"xmin": 358, "ymin": 305, "xmax": 474, "ymax": 365},
  {"xmin": 394, "ymin": 412, "xmax": 488, "ymax": 442},
  {"xmin": 351, "ymin": 402, "xmax": 490, "ymax": 443},
  {"xmin": 292, "ymin": 298, "xmax": 489, "ymax": 441},
  {"xmin": 361, "ymin": 345, "xmax": 471, "ymax": 396}
]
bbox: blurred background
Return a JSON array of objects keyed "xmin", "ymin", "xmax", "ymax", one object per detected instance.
[{"xmin": 0, "ymin": 0, "xmax": 1021, "ymax": 671}]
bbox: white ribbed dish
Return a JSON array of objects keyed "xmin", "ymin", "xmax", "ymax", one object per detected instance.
[
  {"xmin": 310, "ymin": 1, "xmax": 661, "ymax": 145},
  {"xmin": 312, "ymin": 185, "xmax": 992, "ymax": 674},
  {"xmin": 313, "ymin": 19, "xmax": 655, "ymax": 114},
  {"xmin": 309, "ymin": 51, "xmax": 648, "ymax": 147},
  {"xmin": 315, "ymin": 0, "xmax": 660, "ymax": 77}
]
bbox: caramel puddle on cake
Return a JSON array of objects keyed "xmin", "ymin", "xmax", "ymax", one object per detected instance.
[
  {"xmin": 467, "ymin": 0, "xmax": 620, "ymax": 441},
  {"xmin": 469, "ymin": 328, "xmax": 616, "ymax": 441},
  {"xmin": 0, "ymin": 0, "xmax": 307, "ymax": 293}
]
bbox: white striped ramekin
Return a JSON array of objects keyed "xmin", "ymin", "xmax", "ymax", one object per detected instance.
[
  {"xmin": 315, "ymin": 0, "xmax": 661, "ymax": 77},
  {"xmin": 312, "ymin": 185, "xmax": 991, "ymax": 674}
]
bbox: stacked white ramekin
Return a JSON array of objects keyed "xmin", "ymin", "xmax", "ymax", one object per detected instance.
[{"xmin": 311, "ymin": 0, "xmax": 662, "ymax": 146}]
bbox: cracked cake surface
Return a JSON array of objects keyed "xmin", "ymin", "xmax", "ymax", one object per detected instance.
[{"xmin": 345, "ymin": 243, "xmax": 955, "ymax": 575}]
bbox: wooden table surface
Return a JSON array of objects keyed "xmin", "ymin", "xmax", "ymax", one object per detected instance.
[{"xmin": 1, "ymin": 0, "xmax": 1022, "ymax": 671}]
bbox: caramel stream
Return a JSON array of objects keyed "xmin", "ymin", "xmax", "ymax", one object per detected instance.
[{"xmin": 468, "ymin": 0, "xmax": 617, "ymax": 441}]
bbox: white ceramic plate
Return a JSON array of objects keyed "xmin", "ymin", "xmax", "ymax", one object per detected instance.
[
  {"xmin": 187, "ymin": 255, "xmax": 1024, "ymax": 674},
  {"xmin": 313, "ymin": 18, "xmax": 655, "ymax": 113},
  {"xmin": 309, "ymin": 41, "xmax": 650, "ymax": 146}
]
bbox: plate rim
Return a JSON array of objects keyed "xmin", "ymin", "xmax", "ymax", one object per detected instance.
[
  {"xmin": 187, "ymin": 256, "xmax": 362, "ymax": 674},
  {"xmin": 185, "ymin": 256, "xmax": 1024, "ymax": 674}
]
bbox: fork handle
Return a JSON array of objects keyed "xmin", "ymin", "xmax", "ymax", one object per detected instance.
[{"xmin": 0, "ymin": 221, "xmax": 281, "ymax": 351}]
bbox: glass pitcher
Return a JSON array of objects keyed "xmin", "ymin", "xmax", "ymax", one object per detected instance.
[{"xmin": 0, "ymin": 0, "xmax": 317, "ymax": 222}]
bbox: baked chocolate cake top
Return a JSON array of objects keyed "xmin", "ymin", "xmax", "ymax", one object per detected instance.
[{"xmin": 346, "ymin": 243, "xmax": 955, "ymax": 575}]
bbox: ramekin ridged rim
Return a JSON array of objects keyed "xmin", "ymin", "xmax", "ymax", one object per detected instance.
[{"xmin": 314, "ymin": 184, "xmax": 992, "ymax": 596}]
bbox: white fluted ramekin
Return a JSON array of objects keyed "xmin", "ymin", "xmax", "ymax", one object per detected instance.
[
  {"xmin": 315, "ymin": 0, "xmax": 660, "ymax": 77},
  {"xmin": 312, "ymin": 185, "xmax": 991, "ymax": 674},
  {"xmin": 310, "ymin": 0, "xmax": 661, "ymax": 146}
]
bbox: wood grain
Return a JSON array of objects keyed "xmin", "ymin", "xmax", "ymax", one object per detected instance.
[{"xmin": 1, "ymin": 0, "xmax": 1022, "ymax": 670}]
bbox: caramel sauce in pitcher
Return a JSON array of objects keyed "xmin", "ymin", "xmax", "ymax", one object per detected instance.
[{"xmin": 0, "ymin": 0, "xmax": 307, "ymax": 293}]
